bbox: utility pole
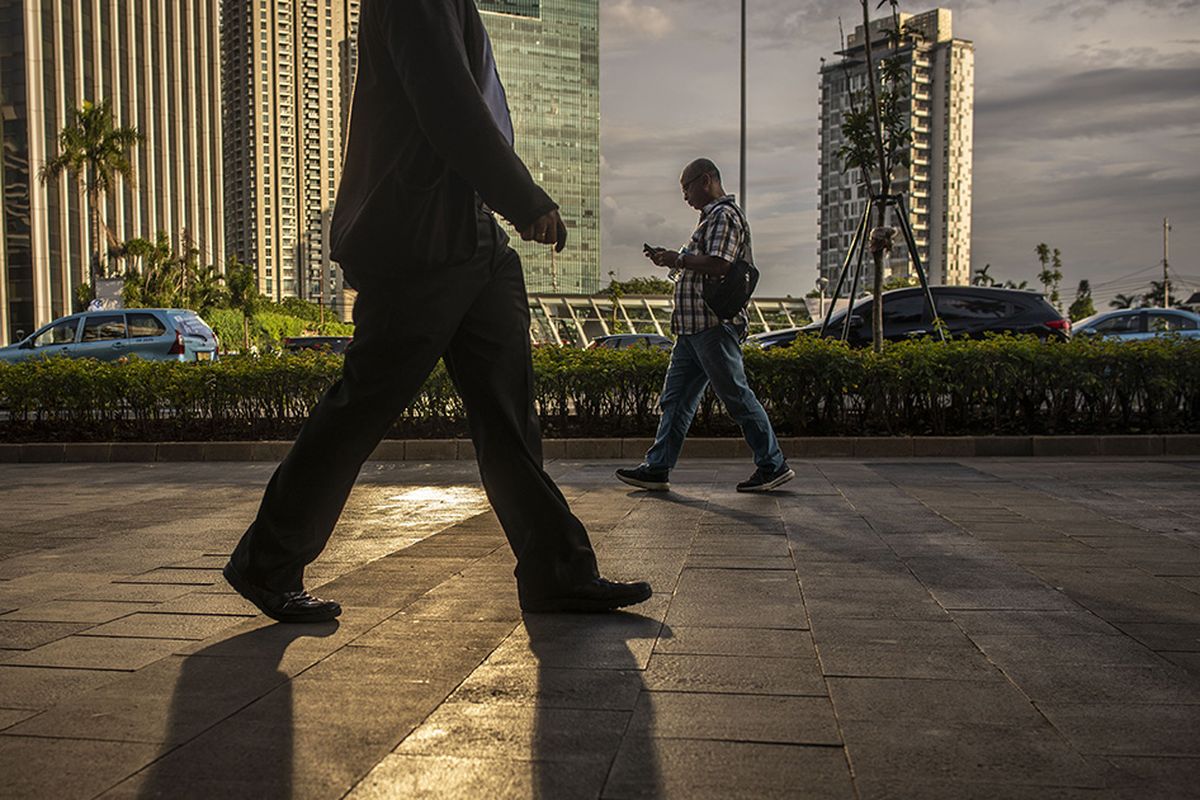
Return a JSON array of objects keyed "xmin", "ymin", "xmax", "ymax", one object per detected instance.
[
  {"xmin": 1163, "ymin": 217, "xmax": 1171, "ymax": 307},
  {"xmin": 740, "ymin": 0, "xmax": 747, "ymax": 212}
]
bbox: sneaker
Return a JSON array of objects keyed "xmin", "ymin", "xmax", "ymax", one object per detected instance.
[
  {"xmin": 736, "ymin": 462, "xmax": 795, "ymax": 493},
  {"xmin": 615, "ymin": 464, "xmax": 670, "ymax": 491}
]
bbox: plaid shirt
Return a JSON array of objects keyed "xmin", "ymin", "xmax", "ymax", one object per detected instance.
[{"xmin": 670, "ymin": 195, "xmax": 753, "ymax": 335}]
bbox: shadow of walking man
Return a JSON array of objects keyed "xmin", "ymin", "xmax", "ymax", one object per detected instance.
[
  {"xmin": 525, "ymin": 611, "xmax": 669, "ymax": 799},
  {"xmin": 132, "ymin": 620, "xmax": 340, "ymax": 799}
]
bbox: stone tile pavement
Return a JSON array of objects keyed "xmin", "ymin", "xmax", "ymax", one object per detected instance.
[{"xmin": 0, "ymin": 458, "xmax": 1198, "ymax": 798}]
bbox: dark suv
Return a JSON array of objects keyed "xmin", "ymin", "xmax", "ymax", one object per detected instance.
[{"xmin": 750, "ymin": 286, "xmax": 1070, "ymax": 349}]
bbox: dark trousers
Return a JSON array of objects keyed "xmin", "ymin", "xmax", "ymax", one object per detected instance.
[{"xmin": 230, "ymin": 212, "xmax": 599, "ymax": 597}]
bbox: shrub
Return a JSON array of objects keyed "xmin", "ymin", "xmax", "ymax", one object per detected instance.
[{"xmin": 1, "ymin": 335, "xmax": 1199, "ymax": 441}]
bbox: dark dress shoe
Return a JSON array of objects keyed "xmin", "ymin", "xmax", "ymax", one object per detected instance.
[
  {"xmin": 223, "ymin": 562, "xmax": 342, "ymax": 624},
  {"xmin": 520, "ymin": 577, "xmax": 653, "ymax": 613}
]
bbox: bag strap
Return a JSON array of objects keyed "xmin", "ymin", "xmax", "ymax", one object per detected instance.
[{"xmin": 711, "ymin": 199, "xmax": 753, "ymax": 266}]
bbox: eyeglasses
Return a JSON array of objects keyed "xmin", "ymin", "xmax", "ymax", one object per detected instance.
[{"xmin": 681, "ymin": 172, "xmax": 708, "ymax": 193}]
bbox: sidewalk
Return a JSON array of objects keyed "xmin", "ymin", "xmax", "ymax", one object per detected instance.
[{"xmin": 0, "ymin": 458, "xmax": 1198, "ymax": 798}]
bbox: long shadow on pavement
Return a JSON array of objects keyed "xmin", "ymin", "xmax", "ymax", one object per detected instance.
[
  {"xmin": 525, "ymin": 611, "xmax": 668, "ymax": 799},
  {"xmin": 130, "ymin": 621, "xmax": 340, "ymax": 799}
]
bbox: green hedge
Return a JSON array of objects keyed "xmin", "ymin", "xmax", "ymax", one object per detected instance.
[{"xmin": 2, "ymin": 336, "xmax": 1199, "ymax": 441}]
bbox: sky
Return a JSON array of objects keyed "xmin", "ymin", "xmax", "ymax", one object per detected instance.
[{"xmin": 597, "ymin": 0, "xmax": 1200, "ymax": 307}]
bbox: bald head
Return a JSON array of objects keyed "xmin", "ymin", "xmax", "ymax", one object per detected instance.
[
  {"xmin": 682, "ymin": 158, "xmax": 721, "ymax": 185},
  {"xmin": 680, "ymin": 158, "xmax": 725, "ymax": 210}
]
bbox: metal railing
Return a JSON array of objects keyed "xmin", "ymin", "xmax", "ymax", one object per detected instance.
[{"xmin": 529, "ymin": 294, "xmax": 812, "ymax": 347}]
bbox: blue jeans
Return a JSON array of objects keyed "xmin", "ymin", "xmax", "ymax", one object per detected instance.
[{"xmin": 645, "ymin": 323, "xmax": 785, "ymax": 473}]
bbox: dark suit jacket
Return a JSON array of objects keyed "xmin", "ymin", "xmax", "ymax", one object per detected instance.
[{"xmin": 330, "ymin": 0, "xmax": 556, "ymax": 273}]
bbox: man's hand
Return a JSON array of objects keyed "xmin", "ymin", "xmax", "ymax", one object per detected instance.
[
  {"xmin": 520, "ymin": 209, "xmax": 567, "ymax": 252},
  {"xmin": 645, "ymin": 247, "xmax": 678, "ymax": 268}
]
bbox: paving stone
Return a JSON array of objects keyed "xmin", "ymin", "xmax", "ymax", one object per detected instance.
[
  {"xmin": 0, "ymin": 736, "xmax": 162, "ymax": 799},
  {"xmin": 653, "ymin": 626, "xmax": 812, "ymax": 658},
  {"xmin": 688, "ymin": 533, "xmax": 790, "ymax": 558},
  {"xmin": 852, "ymin": 779, "xmax": 1120, "ymax": 800},
  {"xmin": 345, "ymin": 754, "xmax": 611, "ymax": 800},
  {"xmin": 838, "ymin": 719, "xmax": 1106, "ymax": 788},
  {"xmin": 147, "ymin": 592, "xmax": 258, "ymax": 616},
  {"xmin": 449, "ymin": 664, "xmax": 643, "ymax": 710},
  {"xmin": 0, "ymin": 635, "xmax": 189, "ymax": 671},
  {"xmin": 398, "ymin": 701, "xmax": 629, "ymax": 761},
  {"xmin": 1104, "ymin": 755, "xmax": 1200, "ymax": 798},
  {"xmin": 118, "ymin": 567, "xmax": 223, "ymax": 585},
  {"xmin": 602, "ymin": 737, "xmax": 855, "ymax": 800},
  {"xmin": 827, "ymin": 677, "xmax": 1044, "ymax": 725},
  {"xmin": 643, "ymin": 652, "xmax": 826, "ymax": 695},
  {"xmin": 628, "ymin": 691, "xmax": 841, "ymax": 745},
  {"xmin": 0, "ymin": 665, "xmax": 126, "ymax": 709},
  {"xmin": 970, "ymin": 632, "xmax": 1172, "ymax": 669},
  {"xmin": 993, "ymin": 660, "xmax": 1200, "ymax": 704},
  {"xmin": 682, "ymin": 554, "xmax": 795, "ymax": 570},
  {"xmin": 80, "ymin": 613, "xmax": 249, "ymax": 641},
  {"xmin": 812, "ymin": 619, "xmax": 997, "ymax": 680},
  {"xmin": 1162, "ymin": 652, "xmax": 1200, "ymax": 676},
  {"xmin": 63, "ymin": 583, "xmax": 197, "ymax": 603},
  {"xmin": 1035, "ymin": 702, "xmax": 1200, "ymax": 756},
  {"xmin": 667, "ymin": 568, "xmax": 807, "ymax": 629},
  {"xmin": 6, "ymin": 654, "xmax": 292, "ymax": 744},
  {"xmin": 1, "ymin": 599, "xmax": 155, "ymax": 624},
  {"xmin": 0, "ymin": 619, "xmax": 91, "ymax": 650},
  {"xmin": 952, "ymin": 610, "xmax": 1121, "ymax": 638}
]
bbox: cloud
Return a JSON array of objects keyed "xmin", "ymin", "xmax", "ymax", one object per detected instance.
[
  {"xmin": 599, "ymin": 0, "xmax": 1200, "ymax": 296},
  {"xmin": 975, "ymin": 61, "xmax": 1200, "ymax": 145},
  {"xmin": 603, "ymin": 0, "xmax": 673, "ymax": 41}
]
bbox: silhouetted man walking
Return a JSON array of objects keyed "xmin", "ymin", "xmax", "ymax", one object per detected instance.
[
  {"xmin": 617, "ymin": 159, "xmax": 793, "ymax": 493},
  {"xmin": 224, "ymin": 0, "xmax": 651, "ymax": 622}
]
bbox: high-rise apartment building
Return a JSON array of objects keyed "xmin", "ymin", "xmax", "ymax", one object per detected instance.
[
  {"xmin": 221, "ymin": 0, "xmax": 598, "ymax": 310},
  {"xmin": 221, "ymin": 0, "xmax": 359, "ymax": 316},
  {"xmin": 482, "ymin": 0, "xmax": 601, "ymax": 295},
  {"xmin": 0, "ymin": 2, "xmax": 224, "ymax": 346},
  {"xmin": 817, "ymin": 9, "xmax": 973, "ymax": 286}
]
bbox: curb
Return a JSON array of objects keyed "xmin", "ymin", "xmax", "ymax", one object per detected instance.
[{"xmin": 1, "ymin": 435, "xmax": 1197, "ymax": 463}]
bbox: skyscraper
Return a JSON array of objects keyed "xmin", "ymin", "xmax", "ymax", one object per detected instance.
[
  {"xmin": 817, "ymin": 9, "xmax": 973, "ymax": 287},
  {"xmin": 221, "ymin": 0, "xmax": 359, "ymax": 316},
  {"xmin": 0, "ymin": 2, "xmax": 224, "ymax": 346},
  {"xmin": 482, "ymin": 0, "xmax": 601, "ymax": 295},
  {"xmin": 221, "ymin": 0, "xmax": 599, "ymax": 310}
]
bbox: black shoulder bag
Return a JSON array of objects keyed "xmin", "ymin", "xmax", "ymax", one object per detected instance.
[{"xmin": 702, "ymin": 202, "xmax": 759, "ymax": 320}]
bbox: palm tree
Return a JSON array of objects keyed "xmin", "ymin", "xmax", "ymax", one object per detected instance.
[
  {"xmin": 1110, "ymin": 293, "xmax": 1136, "ymax": 309},
  {"xmin": 972, "ymin": 263, "xmax": 995, "ymax": 287},
  {"xmin": 1035, "ymin": 243, "xmax": 1052, "ymax": 295},
  {"xmin": 39, "ymin": 99, "xmax": 142, "ymax": 293}
]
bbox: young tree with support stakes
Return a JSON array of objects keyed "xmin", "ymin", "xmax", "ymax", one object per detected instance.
[
  {"xmin": 38, "ymin": 100, "xmax": 142, "ymax": 300},
  {"xmin": 835, "ymin": 0, "xmax": 926, "ymax": 351}
]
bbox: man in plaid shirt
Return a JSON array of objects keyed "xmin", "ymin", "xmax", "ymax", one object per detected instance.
[{"xmin": 617, "ymin": 158, "xmax": 793, "ymax": 493}]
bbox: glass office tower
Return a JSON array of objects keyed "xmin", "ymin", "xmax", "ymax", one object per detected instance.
[{"xmin": 482, "ymin": 0, "xmax": 601, "ymax": 295}]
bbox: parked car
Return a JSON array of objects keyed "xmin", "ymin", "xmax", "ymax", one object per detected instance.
[
  {"xmin": 0, "ymin": 309, "xmax": 219, "ymax": 363},
  {"xmin": 1072, "ymin": 308, "xmax": 1200, "ymax": 341},
  {"xmin": 282, "ymin": 335, "xmax": 353, "ymax": 354},
  {"xmin": 588, "ymin": 334, "xmax": 673, "ymax": 351},
  {"xmin": 747, "ymin": 286, "xmax": 1070, "ymax": 349}
]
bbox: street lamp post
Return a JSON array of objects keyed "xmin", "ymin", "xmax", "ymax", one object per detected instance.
[{"xmin": 740, "ymin": 0, "xmax": 746, "ymax": 211}]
